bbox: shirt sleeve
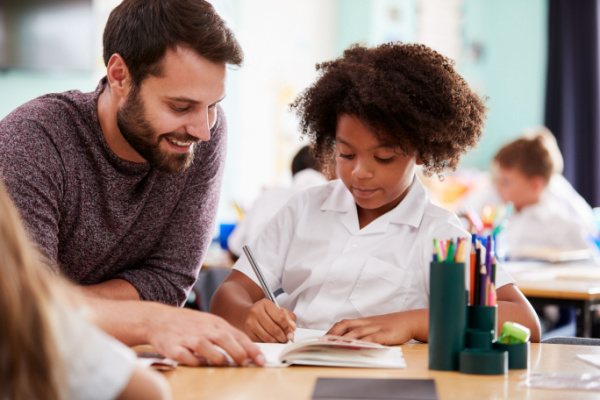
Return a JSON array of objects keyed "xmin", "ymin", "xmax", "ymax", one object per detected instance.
[
  {"xmin": 0, "ymin": 113, "xmax": 64, "ymax": 270},
  {"xmin": 112, "ymin": 108, "xmax": 227, "ymax": 306},
  {"xmin": 55, "ymin": 303, "xmax": 137, "ymax": 400}
]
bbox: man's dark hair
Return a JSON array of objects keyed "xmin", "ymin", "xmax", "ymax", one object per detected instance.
[
  {"xmin": 291, "ymin": 146, "xmax": 320, "ymax": 176},
  {"xmin": 291, "ymin": 42, "xmax": 487, "ymax": 177},
  {"xmin": 103, "ymin": 0, "xmax": 243, "ymax": 86}
]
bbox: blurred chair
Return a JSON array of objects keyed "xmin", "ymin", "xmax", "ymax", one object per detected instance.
[{"xmin": 191, "ymin": 268, "xmax": 231, "ymax": 312}]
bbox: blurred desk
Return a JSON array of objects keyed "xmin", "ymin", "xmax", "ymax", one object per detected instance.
[
  {"xmin": 505, "ymin": 261, "xmax": 600, "ymax": 337},
  {"xmin": 164, "ymin": 343, "xmax": 600, "ymax": 400}
]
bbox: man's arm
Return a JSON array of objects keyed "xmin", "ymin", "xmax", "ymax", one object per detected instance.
[
  {"xmin": 81, "ymin": 279, "xmax": 141, "ymax": 301},
  {"xmin": 0, "ymin": 116, "xmax": 64, "ymax": 270}
]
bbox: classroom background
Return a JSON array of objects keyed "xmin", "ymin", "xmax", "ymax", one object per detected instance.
[{"xmin": 3, "ymin": 0, "xmax": 596, "ymax": 236}]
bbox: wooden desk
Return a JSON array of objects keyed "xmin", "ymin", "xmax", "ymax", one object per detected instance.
[
  {"xmin": 505, "ymin": 261, "xmax": 600, "ymax": 337},
  {"xmin": 164, "ymin": 343, "xmax": 600, "ymax": 400}
]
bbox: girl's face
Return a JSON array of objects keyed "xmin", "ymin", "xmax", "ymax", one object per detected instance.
[{"xmin": 335, "ymin": 114, "xmax": 419, "ymax": 228}]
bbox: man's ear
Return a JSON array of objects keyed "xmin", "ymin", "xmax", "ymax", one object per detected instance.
[{"xmin": 105, "ymin": 54, "xmax": 131, "ymax": 99}]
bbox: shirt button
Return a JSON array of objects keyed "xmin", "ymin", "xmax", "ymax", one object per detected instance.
[{"xmin": 351, "ymin": 241, "xmax": 358, "ymax": 248}]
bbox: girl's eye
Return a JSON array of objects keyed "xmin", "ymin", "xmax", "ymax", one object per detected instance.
[
  {"xmin": 339, "ymin": 153, "xmax": 354, "ymax": 159},
  {"xmin": 375, "ymin": 156, "xmax": 394, "ymax": 164}
]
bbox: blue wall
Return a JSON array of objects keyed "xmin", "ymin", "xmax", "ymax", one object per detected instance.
[
  {"xmin": 458, "ymin": 0, "xmax": 548, "ymax": 170},
  {"xmin": 0, "ymin": 70, "xmax": 96, "ymax": 119}
]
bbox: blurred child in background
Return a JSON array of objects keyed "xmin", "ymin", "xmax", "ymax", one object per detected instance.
[
  {"xmin": 461, "ymin": 127, "xmax": 598, "ymax": 338},
  {"xmin": 227, "ymin": 145, "xmax": 327, "ymax": 259},
  {"xmin": 493, "ymin": 127, "xmax": 597, "ymax": 257},
  {"xmin": 463, "ymin": 127, "xmax": 597, "ymax": 259}
]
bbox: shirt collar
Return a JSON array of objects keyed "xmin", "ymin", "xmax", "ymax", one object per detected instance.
[{"xmin": 320, "ymin": 176, "xmax": 427, "ymax": 233}]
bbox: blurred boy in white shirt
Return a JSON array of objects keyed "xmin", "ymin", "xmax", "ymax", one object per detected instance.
[{"xmin": 491, "ymin": 127, "xmax": 597, "ymax": 258}]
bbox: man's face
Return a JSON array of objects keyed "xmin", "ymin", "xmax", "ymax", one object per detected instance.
[{"xmin": 117, "ymin": 46, "xmax": 226, "ymax": 173}]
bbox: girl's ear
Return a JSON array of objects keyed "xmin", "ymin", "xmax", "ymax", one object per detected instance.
[{"xmin": 416, "ymin": 156, "xmax": 424, "ymax": 166}]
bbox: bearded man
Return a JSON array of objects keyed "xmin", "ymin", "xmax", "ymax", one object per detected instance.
[{"xmin": 0, "ymin": 0, "xmax": 265, "ymax": 367}]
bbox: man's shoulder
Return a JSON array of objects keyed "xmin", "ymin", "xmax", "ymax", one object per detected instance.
[
  {"xmin": 1, "ymin": 89, "xmax": 96, "ymax": 143},
  {"xmin": 8, "ymin": 89, "xmax": 91, "ymax": 120}
]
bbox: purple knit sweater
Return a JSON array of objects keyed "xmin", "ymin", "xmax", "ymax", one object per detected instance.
[{"xmin": 0, "ymin": 79, "xmax": 226, "ymax": 306}]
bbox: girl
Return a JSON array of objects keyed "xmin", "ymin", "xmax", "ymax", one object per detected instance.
[
  {"xmin": 211, "ymin": 42, "xmax": 541, "ymax": 345},
  {"xmin": 0, "ymin": 181, "xmax": 171, "ymax": 400}
]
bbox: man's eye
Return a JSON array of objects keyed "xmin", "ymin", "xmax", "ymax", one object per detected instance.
[{"xmin": 173, "ymin": 106, "xmax": 190, "ymax": 113}]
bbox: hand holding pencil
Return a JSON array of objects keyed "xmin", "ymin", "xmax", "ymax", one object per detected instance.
[{"xmin": 242, "ymin": 245, "xmax": 297, "ymax": 343}]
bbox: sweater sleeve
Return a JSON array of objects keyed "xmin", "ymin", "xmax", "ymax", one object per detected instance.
[
  {"xmin": 0, "ymin": 112, "xmax": 64, "ymax": 271},
  {"xmin": 112, "ymin": 108, "xmax": 227, "ymax": 306}
]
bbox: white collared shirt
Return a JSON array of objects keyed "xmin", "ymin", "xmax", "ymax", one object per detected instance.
[
  {"xmin": 506, "ymin": 195, "xmax": 595, "ymax": 255},
  {"xmin": 233, "ymin": 177, "xmax": 514, "ymax": 330}
]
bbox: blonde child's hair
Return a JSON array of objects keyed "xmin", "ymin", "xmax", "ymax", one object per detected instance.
[
  {"xmin": 0, "ymin": 181, "xmax": 65, "ymax": 400},
  {"xmin": 493, "ymin": 126, "xmax": 562, "ymax": 183}
]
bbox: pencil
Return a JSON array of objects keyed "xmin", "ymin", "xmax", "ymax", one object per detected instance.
[
  {"xmin": 491, "ymin": 256, "xmax": 497, "ymax": 286},
  {"xmin": 242, "ymin": 245, "xmax": 280, "ymax": 307},
  {"xmin": 445, "ymin": 239, "xmax": 455, "ymax": 262},
  {"xmin": 488, "ymin": 282, "xmax": 496, "ymax": 306},
  {"xmin": 479, "ymin": 243, "xmax": 487, "ymax": 306},
  {"xmin": 485, "ymin": 235, "xmax": 492, "ymax": 288},
  {"xmin": 470, "ymin": 231, "xmax": 476, "ymax": 305},
  {"xmin": 474, "ymin": 239, "xmax": 481, "ymax": 306},
  {"xmin": 455, "ymin": 237, "xmax": 466, "ymax": 263},
  {"xmin": 434, "ymin": 238, "xmax": 443, "ymax": 262}
]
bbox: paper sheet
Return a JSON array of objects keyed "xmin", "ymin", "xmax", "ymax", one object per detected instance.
[{"xmin": 577, "ymin": 354, "xmax": 600, "ymax": 368}]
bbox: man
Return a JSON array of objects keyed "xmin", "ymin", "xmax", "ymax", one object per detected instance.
[{"xmin": 0, "ymin": 0, "xmax": 264, "ymax": 366}]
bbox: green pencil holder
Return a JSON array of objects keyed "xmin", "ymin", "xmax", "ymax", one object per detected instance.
[
  {"xmin": 428, "ymin": 262, "xmax": 467, "ymax": 371},
  {"xmin": 459, "ymin": 348, "xmax": 508, "ymax": 375},
  {"xmin": 467, "ymin": 305, "xmax": 498, "ymax": 341},
  {"xmin": 465, "ymin": 328, "xmax": 494, "ymax": 349},
  {"xmin": 493, "ymin": 341, "xmax": 530, "ymax": 369}
]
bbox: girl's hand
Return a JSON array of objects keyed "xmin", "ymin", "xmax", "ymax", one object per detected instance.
[
  {"xmin": 326, "ymin": 309, "xmax": 428, "ymax": 345},
  {"xmin": 243, "ymin": 299, "xmax": 297, "ymax": 343}
]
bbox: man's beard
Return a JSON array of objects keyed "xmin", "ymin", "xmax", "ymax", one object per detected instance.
[{"xmin": 116, "ymin": 86, "xmax": 197, "ymax": 173}]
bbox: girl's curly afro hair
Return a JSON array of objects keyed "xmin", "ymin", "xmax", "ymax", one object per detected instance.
[{"xmin": 290, "ymin": 42, "xmax": 487, "ymax": 177}]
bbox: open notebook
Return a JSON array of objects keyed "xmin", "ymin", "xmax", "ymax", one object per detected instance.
[{"xmin": 256, "ymin": 328, "xmax": 406, "ymax": 368}]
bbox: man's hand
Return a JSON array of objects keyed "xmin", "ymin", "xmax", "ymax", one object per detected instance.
[
  {"xmin": 83, "ymin": 296, "xmax": 265, "ymax": 367},
  {"xmin": 143, "ymin": 305, "xmax": 266, "ymax": 366},
  {"xmin": 241, "ymin": 298, "xmax": 296, "ymax": 343},
  {"xmin": 326, "ymin": 309, "xmax": 428, "ymax": 345}
]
